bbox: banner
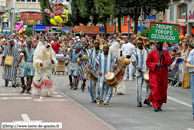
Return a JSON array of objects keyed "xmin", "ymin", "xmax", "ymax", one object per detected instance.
[{"xmin": 148, "ymin": 21, "xmax": 180, "ymax": 43}]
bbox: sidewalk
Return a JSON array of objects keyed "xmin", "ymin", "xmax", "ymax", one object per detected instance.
[{"xmin": 0, "ymin": 89, "xmax": 111, "ymax": 130}]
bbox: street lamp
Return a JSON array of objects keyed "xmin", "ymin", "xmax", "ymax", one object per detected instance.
[
  {"xmin": 127, "ymin": 16, "xmax": 130, "ymax": 36},
  {"xmin": 113, "ymin": 19, "xmax": 116, "ymax": 34}
]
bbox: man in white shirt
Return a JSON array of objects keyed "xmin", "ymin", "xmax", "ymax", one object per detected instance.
[
  {"xmin": 186, "ymin": 49, "xmax": 194, "ymax": 120},
  {"xmin": 15, "ymin": 37, "xmax": 21, "ymax": 49},
  {"xmin": 121, "ymin": 38, "xmax": 135, "ymax": 80}
]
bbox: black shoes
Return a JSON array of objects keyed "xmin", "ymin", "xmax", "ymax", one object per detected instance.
[
  {"xmin": 5, "ymin": 80, "xmax": 8, "ymax": 87},
  {"xmin": 137, "ymin": 102, "xmax": 142, "ymax": 107},
  {"xmin": 12, "ymin": 84, "xmax": 16, "ymax": 88},
  {"xmin": 144, "ymin": 99, "xmax": 152, "ymax": 107},
  {"xmin": 91, "ymin": 100, "xmax": 96, "ymax": 103},
  {"xmin": 154, "ymin": 107, "xmax": 162, "ymax": 112}
]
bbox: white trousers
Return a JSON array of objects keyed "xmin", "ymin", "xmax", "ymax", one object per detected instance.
[
  {"xmin": 136, "ymin": 76, "xmax": 151, "ymax": 103},
  {"xmin": 124, "ymin": 61, "xmax": 133, "ymax": 80}
]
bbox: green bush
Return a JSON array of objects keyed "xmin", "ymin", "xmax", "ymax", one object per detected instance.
[
  {"xmin": 26, "ymin": 29, "xmax": 33, "ymax": 36},
  {"xmin": 140, "ymin": 28, "xmax": 149, "ymax": 37}
]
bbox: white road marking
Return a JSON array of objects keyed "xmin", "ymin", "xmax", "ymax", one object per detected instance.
[
  {"xmin": 53, "ymin": 95, "xmax": 63, "ymax": 97},
  {"xmin": 142, "ymin": 88, "xmax": 192, "ymax": 108},
  {"xmin": 13, "ymin": 114, "xmax": 42, "ymax": 123},
  {"xmin": 0, "ymin": 97, "xmax": 32, "ymax": 99},
  {"xmin": 167, "ymin": 96, "xmax": 192, "ymax": 108},
  {"xmin": 186, "ymin": 128, "xmax": 194, "ymax": 130},
  {"xmin": 33, "ymin": 99, "xmax": 67, "ymax": 101},
  {"xmin": 53, "ymin": 92, "xmax": 59, "ymax": 94}
]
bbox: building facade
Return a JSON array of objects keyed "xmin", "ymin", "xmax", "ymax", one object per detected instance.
[
  {"xmin": 166, "ymin": 0, "xmax": 191, "ymax": 36},
  {"xmin": 10, "ymin": 0, "xmax": 41, "ymax": 32}
]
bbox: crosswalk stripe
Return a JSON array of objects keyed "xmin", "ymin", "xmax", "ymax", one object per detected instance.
[
  {"xmin": 33, "ymin": 99, "xmax": 67, "ymax": 101},
  {"xmin": 0, "ymin": 97, "xmax": 32, "ymax": 99}
]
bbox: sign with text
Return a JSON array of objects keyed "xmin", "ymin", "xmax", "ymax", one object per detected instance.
[
  {"xmin": 19, "ymin": 12, "xmax": 42, "ymax": 20},
  {"xmin": 148, "ymin": 21, "xmax": 180, "ymax": 43}
]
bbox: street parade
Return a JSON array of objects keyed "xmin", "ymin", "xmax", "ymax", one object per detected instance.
[{"xmin": 0, "ymin": 0, "xmax": 194, "ymax": 130}]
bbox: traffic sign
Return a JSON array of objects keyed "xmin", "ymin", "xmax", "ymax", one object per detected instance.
[
  {"xmin": 147, "ymin": 14, "xmax": 156, "ymax": 19},
  {"xmin": 138, "ymin": 26, "xmax": 145, "ymax": 31},
  {"xmin": 99, "ymin": 27, "xmax": 104, "ymax": 32}
]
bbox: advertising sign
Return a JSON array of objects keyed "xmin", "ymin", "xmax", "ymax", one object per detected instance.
[
  {"xmin": 19, "ymin": 12, "xmax": 42, "ymax": 20},
  {"xmin": 148, "ymin": 21, "xmax": 180, "ymax": 43}
]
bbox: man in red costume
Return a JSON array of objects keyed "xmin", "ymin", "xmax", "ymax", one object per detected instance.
[{"xmin": 146, "ymin": 41, "xmax": 172, "ymax": 112}]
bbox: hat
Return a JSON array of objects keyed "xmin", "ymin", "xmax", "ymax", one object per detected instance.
[
  {"xmin": 53, "ymin": 38, "xmax": 57, "ymax": 41},
  {"xmin": 76, "ymin": 36, "xmax": 80, "ymax": 39},
  {"xmin": 145, "ymin": 42, "xmax": 150, "ymax": 46},
  {"xmin": 75, "ymin": 42, "xmax": 83, "ymax": 48},
  {"xmin": 9, "ymin": 39, "xmax": 14, "ymax": 42},
  {"xmin": 137, "ymin": 40, "xmax": 143, "ymax": 44},
  {"xmin": 94, "ymin": 40, "xmax": 100, "ymax": 44},
  {"xmin": 103, "ymin": 43, "xmax": 110, "ymax": 47}
]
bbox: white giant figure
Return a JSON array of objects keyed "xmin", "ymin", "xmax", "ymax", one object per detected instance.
[
  {"xmin": 32, "ymin": 41, "xmax": 58, "ymax": 97},
  {"xmin": 109, "ymin": 41, "xmax": 126, "ymax": 95}
]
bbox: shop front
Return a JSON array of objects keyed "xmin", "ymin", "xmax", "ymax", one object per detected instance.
[
  {"xmin": 17, "ymin": 12, "xmax": 42, "ymax": 29},
  {"xmin": 177, "ymin": 18, "xmax": 187, "ymax": 36}
]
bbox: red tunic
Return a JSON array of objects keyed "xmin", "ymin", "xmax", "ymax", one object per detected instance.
[{"xmin": 146, "ymin": 49, "xmax": 172, "ymax": 108}]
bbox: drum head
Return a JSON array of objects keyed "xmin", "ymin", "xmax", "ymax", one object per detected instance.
[
  {"xmin": 105, "ymin": 72, "xmax": 115, "ymax": 81},
  {"xmin": 143, "ymin": 71, "xmax": 149, "ymax": 81}
]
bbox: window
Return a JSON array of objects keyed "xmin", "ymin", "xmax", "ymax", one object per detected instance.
[
  {"xmin": 170, "ymin": 5, "xmax": 174, "ymax": 21},
  {"xmin": 27, "ymin": 0, "xmax": 36, "ymax": 2},
  {"xmin": 179, "ymin": 3, "xmax": 187, "ymax": 18},
  {"xmin": 16, "ymin": 0, "xmax": 25, "ymax": 2}
]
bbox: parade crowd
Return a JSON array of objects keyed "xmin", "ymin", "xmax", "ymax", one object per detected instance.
[{"xmin": 0, "ymin": 30, "xmax": 194, "ymax": 120}]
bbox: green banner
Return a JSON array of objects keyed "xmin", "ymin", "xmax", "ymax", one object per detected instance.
[{"xmin": 148, "ymin": 21, "xmax": 180, "ymax": 43}]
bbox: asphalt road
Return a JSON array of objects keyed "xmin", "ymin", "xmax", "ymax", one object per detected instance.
[
  {"xmin": 0, "ymin": 65, "xmax": 194, "ymax": 130},
  {"xmin": 55, "ymin": 73, "xmax": 194, "ymax": 130}
]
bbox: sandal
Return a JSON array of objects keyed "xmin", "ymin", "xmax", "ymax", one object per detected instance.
[
  {"xmin": 103, "ymin": 103, "xmax": 111, "ymax": 107},
  {"xmin": 97, "ymin": 100, "xmax": 103, "ymax": 105}
]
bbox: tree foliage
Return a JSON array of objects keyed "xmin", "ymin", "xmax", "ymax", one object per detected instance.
[
  {"xmin": 140, "ymin": 28, "xmax": 149, "ymax": 37},
  {"xmin": 70, "ymin": 0, "xmax": 90, "ymax": 26},
  {"xmin": 94, "ymin": 0, "xmax": 115, "ymax": 38},
  {"xmin": 76, "ymin": 0, "xmax": 99, "ymax": 25},
  {"xmin": 125, "ymin": 0, "xmax": 171, "ymax": 34},
  {"xmin": 40, "ymin": 0, "xmax": 53, "ymax": 25}
]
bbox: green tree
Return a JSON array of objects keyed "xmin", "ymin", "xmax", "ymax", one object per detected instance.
[
  {"xmin": 26, "ymin": 29, "xmax": 33, "ymax": 36},
  {"xmin": 70, "ymin": 0, "xmax": 90, "ymax": 26},
  {"xmin": 112, "ymin": 0, "xmax": 131, "ymax": 33},
  {"xmin": 94, "ymin": 0, "xmax": 115, "ymax": 38},
  {"xmin": 126, "ymin": 0, "xmax": 170, "ymax": 34},
  {"xmin": 40, "ymin": 0, "xmax": 53, "ymax": 25},
  {"xmin": 76, "ymin": 0, "xmax": 100, "ymax": 26},
  {"xmin": 140, "ymin": 28, "xmax": 149, "ymax": 37}
]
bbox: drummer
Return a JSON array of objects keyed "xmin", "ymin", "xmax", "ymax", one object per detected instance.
[
  {"xmin": 95, "ymin": 43, "xmax": 117, "ymax": 107},
  {"xmin": 131, "ymin": 38, "xmax": 152, "ymax": 107},
  {"xmin": 68, "ymin": 43, "xmax": 83, "ymax": 90},
  {"xmin": 86, "ymin": 40, "xmax": 102, "ymax": 103}
]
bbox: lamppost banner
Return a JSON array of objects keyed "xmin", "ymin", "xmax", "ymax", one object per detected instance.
[{"xmin": 148, "ymin": 21, "xmax": 180, "ymax": 43}]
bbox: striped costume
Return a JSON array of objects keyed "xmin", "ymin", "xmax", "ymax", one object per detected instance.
[
  {"xmin": 77, "ymin": 50, "xmax": 87, "ymax": 80},
  {"xmin": 2, "ymin": 45, "xmax": 20, "ymax": 85},
  {"xmin": 95, "ymin": 52, "xmax": 117, "ymax": 104},
  {"xmin": 87, "ymin": 48, "xmax": 102, "ymax": 102},
  {"xmin": 68, "ymin": 49, "xmax": 82, "ymax": 76},
  {"xmin": 19, "ymin": 47, "xmax": 35, "ymax": 78},
  {"xmin": 131, "ymin": 48, "xmax": 151, "ymax": 103}
]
